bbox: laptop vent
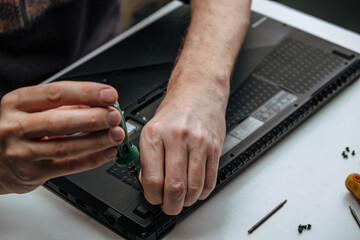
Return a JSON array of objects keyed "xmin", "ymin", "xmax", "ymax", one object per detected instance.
[
  {"xmin": 218, "ymin": 60, "xmax": 360, "ymax": 184},
  {"xmin": 155, "ymin": 213, "xmax": 177, "ymax": 237},
  {"xmin": 254, "ymin": 37, "xmax": 345, "ymax": 94},
  {"xmin": 226, "ymin": 76, "xmax": 279, "ymax": 130}
]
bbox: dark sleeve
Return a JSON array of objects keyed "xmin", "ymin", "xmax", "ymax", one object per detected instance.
[{"xmin": 180, "ymin": 0, "xmax": 190, "ymax": 4}]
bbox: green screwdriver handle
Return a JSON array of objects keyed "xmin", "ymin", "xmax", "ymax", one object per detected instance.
[{"xmin": 112, "ymin": 103, "xmax": 139, "ymax": 167}]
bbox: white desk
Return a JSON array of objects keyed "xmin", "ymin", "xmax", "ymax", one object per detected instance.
[{"xmin": 1, "ymin": 0, "xmax": 360, "ymax": 239}]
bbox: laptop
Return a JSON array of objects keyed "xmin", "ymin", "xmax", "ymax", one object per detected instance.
[{"xmin": 43, "ymin": 1, "xmax": 360, "ymax": 239}]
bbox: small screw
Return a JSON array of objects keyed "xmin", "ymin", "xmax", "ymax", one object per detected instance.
[
  {"xmin": 346, "ymin": 147, "xmax": 350, "ymax": 152},
  {"xmin": 352, "ymin": 150, "xmax": 356, "ymax": 156},
  {"xmin": 298, "ymin": 225, "xmax": 303, "ymax": 234},
  {"xmin": 298, "ymin": 223, "xmax": 311, "ymax": 233},
  {"xmin": 344, "ymin": 154, "xmax": 348, "ymax": 159}
]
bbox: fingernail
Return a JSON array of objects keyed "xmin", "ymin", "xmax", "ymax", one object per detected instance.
[
  {"xmin": 110, "ymin": 127, "xmax": 124, "ymax": 142},
  {"xmin": 107, "ymin": 110, "xmax": 120, "ymax": 126},
  {"xmin": 104, "ymin": 148, "xmax": 117, "ymax": 158},
  {"xmin": 100, "ymin": 89, "xmax": 117, "ymax": 104}
]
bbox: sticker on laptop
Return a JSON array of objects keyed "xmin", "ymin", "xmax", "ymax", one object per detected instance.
[
  {"xmin": 252, "ymin": 90, "xmax": 298, "ymax": 123},
  {"xmin": 222, "ymin": 90, "xmax": 297, "ymax": 155}
]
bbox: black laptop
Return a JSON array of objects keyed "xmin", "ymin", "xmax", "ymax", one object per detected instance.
[{"xmin": 43, "ymin": 2, "xmax": 360, "ymax": 240}]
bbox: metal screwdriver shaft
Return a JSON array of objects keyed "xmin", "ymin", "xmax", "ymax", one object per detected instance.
[
  {"xmin": 128, "ymin": 162, "xmax": 144, "ymax": 194},
  {"xmin": 349, "ymin": 205, "xmax": 360, "ymax": 228},
  {"xmin": 248, "ymin": 199, "xmax": 287, "ymax": 234}
]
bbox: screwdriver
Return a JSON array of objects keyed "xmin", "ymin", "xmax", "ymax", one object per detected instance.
[{"xmin": 112, "ymin": 102, "xmax": 144, "ymax": 194}]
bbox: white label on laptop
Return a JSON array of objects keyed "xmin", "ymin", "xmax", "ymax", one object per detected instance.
[
  {"xmin": 222, "ymin": 118, "xmax": 263, "ymax": 156},
  {"xmin": 126, "ymin": 122, "xmax": 137, "ymax": 135},
  {"xmin": 252, "ymin": 90, "xmax": 297, "ymax": 123},
  {"xmin": 222, "ymin": 134, "xmax": 242, "ymax": 156},
  {"xmin": 222, "ymin": 90, "xmax": 297, "ymax": 155},
  {"xmin": 229, "ymin": 117, "xmax": 264, "ymax": 141}
]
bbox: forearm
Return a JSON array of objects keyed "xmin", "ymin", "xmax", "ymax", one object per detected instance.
[
  {"xmin": 169, "ymin": 0, "xmax": 251, "ymax": 100},
  {"xmin": 140, "ymin": 0, "xmax": 251, "ymax": 214}
]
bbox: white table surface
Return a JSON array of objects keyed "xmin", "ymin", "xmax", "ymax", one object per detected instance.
[{"xmin": 1, "ymin": 0, "xmax": 360, "ymax": 239}]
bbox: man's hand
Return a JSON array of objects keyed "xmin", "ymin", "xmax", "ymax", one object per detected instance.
[
  {"xmin": 0, "ymin": 81, "xmax": 124, "ymax": 194},
  {"xmin": 139, "ymin": 0, "xmax": 250, "ymax": 215},
  {"xmin": 140, "ymin": 77, "xmax": 227, "ymax": 215}
]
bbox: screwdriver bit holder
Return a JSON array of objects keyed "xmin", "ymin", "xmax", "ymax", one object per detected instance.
[
  {"xmin": 112, "ymin": 102, "xmax": 144, "ymax": 193},
  {"xmin": 112, "ymin": 102, "xmax": 140, "ymax": 167}
]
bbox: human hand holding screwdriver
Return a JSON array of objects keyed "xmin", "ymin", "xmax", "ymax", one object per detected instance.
[
  {"xmin": 0, "ymin": 81, "xmax": 124, "ymax": 194},
  {"xmin": 0, "ymin": 0, "xmax": 251, "ymax": 218}
]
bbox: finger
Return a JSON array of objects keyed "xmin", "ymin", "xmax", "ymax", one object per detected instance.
[
  {"xmin": 36, "ymin": 147, "xmax": 118, "ymax": 181},
  {"xmin": 53, "ymin": 105, "xmax": 91, "ymax": 110},
  {"xmin": 199, "ymin": 139, "xmax": 221, "ymax": 200},
  {"xmin": 162, "ymin": 141, "xmax": 188, "ymax": 215},
  {"xmin": 22, "ymin": 107, "xmax": 121, "ymax": 138},
  {"xmin": 10, "ymin": 81, "xmax": 118, "ymax": 112},
  {"xmin": 26, "ymin": 127, "xmax": 124, "ymax": 160},
  {"xmin": 139, "ymin": 124, "xmax": 165, "ymax": 205},
  {"xmin": 183, "ymin": 146, "xmax": 206, "ymax": 207}
]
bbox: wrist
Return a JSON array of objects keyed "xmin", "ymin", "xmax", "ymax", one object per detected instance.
[
  {"xmin": 165, "ymin": 62, "xmax": 230, "ymax": 115},
  {"xmin": 169, "ymin": 57, "xmax": 231, "ymax": 97}
]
